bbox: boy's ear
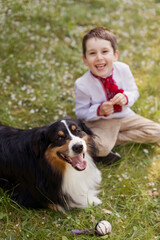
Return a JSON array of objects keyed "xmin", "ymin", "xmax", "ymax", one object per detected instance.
[
  {"xmin": 114, "ymin": 50, "xmax": 119, "ymax": 61},
  {"xmin": 82, "ymin": 55, "xmax": 88, "ymax": 66}
]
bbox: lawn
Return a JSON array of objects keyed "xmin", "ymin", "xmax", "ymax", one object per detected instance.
[{"xmin": 0, "ymin": 0, "xmax": 160, "ymax": 239}]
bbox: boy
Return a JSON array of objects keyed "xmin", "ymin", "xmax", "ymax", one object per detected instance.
[{"xmin": 74, "ymin": 27, "xmax": 160, "ymax": 164}]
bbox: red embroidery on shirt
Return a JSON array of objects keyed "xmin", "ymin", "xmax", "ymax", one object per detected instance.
[{"xmin": 91, "ymin": 72, "xmax": 126, "ymax": 114}]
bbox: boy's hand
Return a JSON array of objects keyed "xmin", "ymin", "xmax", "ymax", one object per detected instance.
[
  {"xmin": 99, "ymin": 101, "xmax": 114, "ymax": 116},
  {"xmin": 110, "ymin": 93, "xmax": 127, "ymax": 106}
]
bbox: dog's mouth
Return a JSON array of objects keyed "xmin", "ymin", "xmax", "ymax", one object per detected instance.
[{"xmin": 57, "ymin": 152, "xmax": 87, "ymax": 171}]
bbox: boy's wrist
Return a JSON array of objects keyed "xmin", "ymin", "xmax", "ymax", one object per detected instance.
[
  {"xmin": 97, "ymin": 104, "xmax": 108, "ymax": 117},
  {"xmin": 97, "ymin": 104, "xmax": 103, "ymax": 116}
]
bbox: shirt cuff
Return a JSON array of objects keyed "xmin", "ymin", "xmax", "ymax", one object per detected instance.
[
  {"xmin": 114, "ymin": 104, "xmax": 122, "ymax": 112},
  {"xmin": 123, "ymin": 94, "xmax": 128, "ymax": 105},
  {"xmin": 97, "ymin": 104, "xmax": 108, "ymax": 117}
]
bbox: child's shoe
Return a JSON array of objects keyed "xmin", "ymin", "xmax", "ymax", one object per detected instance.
[{"xmin": 93, "ymin": 151, "xmax": 121, "ymax": 165}]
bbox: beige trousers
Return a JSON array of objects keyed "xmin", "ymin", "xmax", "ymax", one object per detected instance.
[{"xmin": 85, "ymin": 114, "xmax": 160, "ymax": 156}]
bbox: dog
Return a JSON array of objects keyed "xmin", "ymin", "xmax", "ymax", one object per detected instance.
[{"xmin": 0, "ymin": 117, "xmax": 102, "ymax": 211}]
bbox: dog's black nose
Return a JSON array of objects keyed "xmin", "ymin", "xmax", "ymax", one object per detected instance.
[{"xmin": 72, "ymin": 144, "xmax": 83, "ymax": 154}]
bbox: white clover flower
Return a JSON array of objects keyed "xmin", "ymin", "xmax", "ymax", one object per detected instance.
[
  {"xmin": 11, "ymin": 94, "xmax": 16, "ymax": 100},
  {"xmin": 30, "ymin": 109, "xmax": 35, "ymax": 114},
  {"xmin": 21, "ymin": 85, "xmax": 27, "ymax": 91},
  {"xmin": 30, "ymin": 97, "xmax": 36, "ymax": 101},
  {"xmin": 143, "ymin": 149, "xmax": 149, "ymax": 154}
]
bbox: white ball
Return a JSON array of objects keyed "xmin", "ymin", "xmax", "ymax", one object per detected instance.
[{"xmin": 95, "ymin": 220, "xmax": 112, "ymax": 236}]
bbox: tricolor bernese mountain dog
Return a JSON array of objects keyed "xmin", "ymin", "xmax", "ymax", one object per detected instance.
[{"xmin": 0, "ymin": 117, "xmax": 102, "ymax": 211}]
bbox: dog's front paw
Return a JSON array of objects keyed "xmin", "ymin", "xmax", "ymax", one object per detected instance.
[{"xmin": 89, "ymin": 197, "xmax": 102, "ymax": 206}]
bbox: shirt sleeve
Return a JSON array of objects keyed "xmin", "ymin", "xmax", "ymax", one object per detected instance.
[
  {"xmin": 122, "ymin": 65, "xmax": 139, "ymax": 107},
  {"xmin": 75, "ymin": 81, "xmax": 100, "ymax": 121}
]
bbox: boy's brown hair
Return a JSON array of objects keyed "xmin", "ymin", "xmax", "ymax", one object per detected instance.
[{"xmin": 82, "ymin": 27, "xmax": 117, "ymax": 57}]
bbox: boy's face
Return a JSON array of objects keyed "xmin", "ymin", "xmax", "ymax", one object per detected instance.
[{"xmin": 83, "ymin": 37, "xmax": 119, "ymax": 78}]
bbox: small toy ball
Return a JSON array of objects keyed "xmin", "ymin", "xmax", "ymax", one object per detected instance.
[
  {"xmin": 71, "ymin": 220, "xmax": 112, "ymax": 236},
  {"xmin": 95, "ymin": 220, "xmax": 112, "ymax": 236}
]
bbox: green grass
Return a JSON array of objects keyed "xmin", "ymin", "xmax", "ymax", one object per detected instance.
[{"xmin": 0, "ymin": 0, "xmax": 160, "ymax": 239}]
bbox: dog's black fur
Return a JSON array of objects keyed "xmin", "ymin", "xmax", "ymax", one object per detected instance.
[{"xmin": 0, "ymin": 117, "xmax": 100, "ymax": 210}]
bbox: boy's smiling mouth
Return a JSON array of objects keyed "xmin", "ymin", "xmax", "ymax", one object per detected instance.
[{"xmin": 95, "ymin": 63, "xmax": 106, "ymax": 70}]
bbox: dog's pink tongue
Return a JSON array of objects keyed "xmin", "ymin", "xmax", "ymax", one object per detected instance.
[{"xmin": 71, "ymin": 154, "xmax": 87, "ymax": 171}]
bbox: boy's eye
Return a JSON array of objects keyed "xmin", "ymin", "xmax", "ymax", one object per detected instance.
[
  {"xmin": 103, "ymin": 50, "xmax": 109, "ymax": 53},
  {"xmin": 89, "ymin": 52, "xmax": 95, "ymax": 55}
]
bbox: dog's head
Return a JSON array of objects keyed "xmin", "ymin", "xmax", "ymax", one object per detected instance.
[
  {"xmin": 34, "ymin": 117, "xmax": 96, "ymax": 172},
  {"xmin": 45, "ymin": 117, "xmax": 95, "ymax": 172}
]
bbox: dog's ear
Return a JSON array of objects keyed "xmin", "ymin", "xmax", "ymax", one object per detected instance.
[
  {"xmin": 77, "ymin": 119, "xmax": 98, "ymax": 156},
  {"xmin": 32, "ymin": 128, "xmax": 46, "ymax": 157},
  {"xmin": 59, "ymin": 116, "xmax": 72, "ymax": 121},
  {"xmin": 77, "ymin": 119, "xmax": 93, "ymax": 136}
]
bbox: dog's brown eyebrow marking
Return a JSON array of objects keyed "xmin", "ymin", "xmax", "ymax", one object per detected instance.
[
  {"xmin": 71, "ymin": 125, "xmax": 76, "ymax": 131},
  {"xmin": 58, "ymin": 131, "xmax": 65, "ymax": 136}
]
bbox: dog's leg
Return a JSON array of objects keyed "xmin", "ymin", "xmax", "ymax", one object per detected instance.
[
  {"xmin": 88, "ymin": 196, "xmax": 102, "ymax": 206},
  {"xmin": 48, "ymin": 203, "xmax": 65, "ymax": 212}
]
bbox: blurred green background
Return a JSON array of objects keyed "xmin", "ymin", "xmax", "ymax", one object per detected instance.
[{"xmin": 0, "ymin": 0, "xmax": 160, "ymax": 239}]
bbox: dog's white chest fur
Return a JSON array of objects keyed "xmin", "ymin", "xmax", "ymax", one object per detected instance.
[{"xmin": 62, "ymin": 153, "xmax": 102, "ymax": 209}]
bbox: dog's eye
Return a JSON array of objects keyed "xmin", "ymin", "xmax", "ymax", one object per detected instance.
[
  {"xmin": 57, "ymin": 131, "xmax": 65, "ymax": 141},
  {"xmin": 57, "ymin": 135, "xmax": 65, "ymax": 141},
  {"xmin": 73, "ymin": 128, "xmax": 81, "ymax": 135}
]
